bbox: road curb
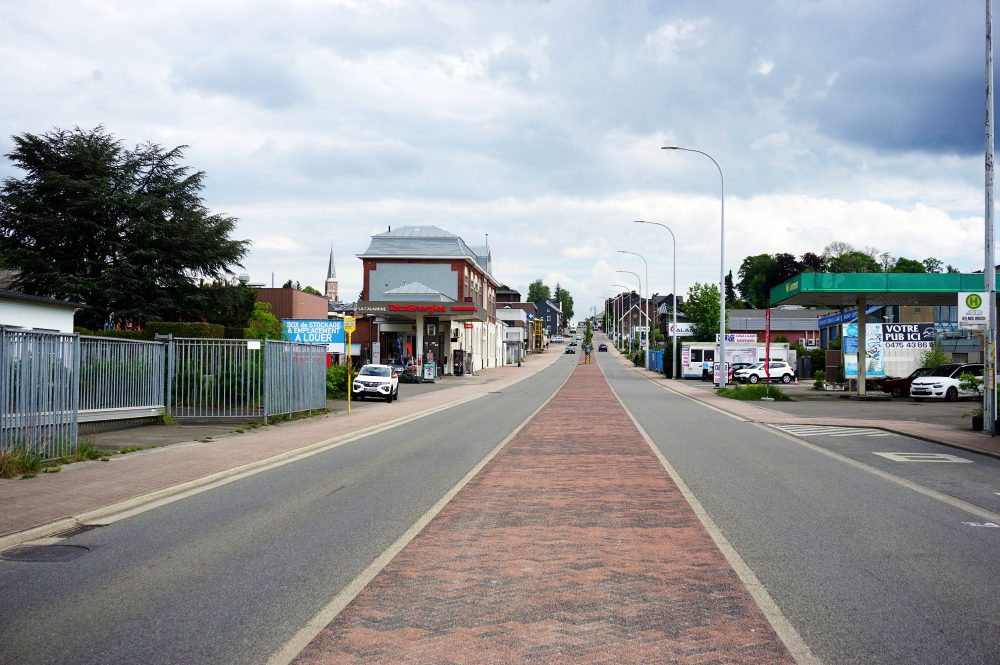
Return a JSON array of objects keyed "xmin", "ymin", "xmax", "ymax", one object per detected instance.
[{"xmin": 0, "ymin": 353, "xmax": 564, "ymax": 552}]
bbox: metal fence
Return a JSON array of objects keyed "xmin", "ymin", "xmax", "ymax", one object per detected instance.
[
  {"xmin": 79, "ymin": 336, "xmax": 165, "ymax": 417},
  {"xmin": 1, "ymin": 332, "xmax": 328, "ymax": 460},
  {"xmin": 0, "ymin": 329, "xmax": 79, "ymax": 460},
  {"xmin": 166, "ymin": 338, "xmax": 326, "ymax": 421},
  {"xmin": 264, "ymin": 340, "xmax": 328, "ymax": 418}
]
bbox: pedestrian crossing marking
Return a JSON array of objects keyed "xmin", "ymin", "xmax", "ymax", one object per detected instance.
[
  {"xmin": 873, "ymin": 452, "xmax": 972, "ymax": 463},
  {"xmin": 769, "ymin": 424, "xmax": 893, "ymax": 438}
]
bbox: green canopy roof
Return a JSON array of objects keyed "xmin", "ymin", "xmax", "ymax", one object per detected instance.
[{"xmin": 769, "ymin": 272, "xmax": 995, "ymax": 307}]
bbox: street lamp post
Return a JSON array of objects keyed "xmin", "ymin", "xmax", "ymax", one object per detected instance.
[
  {"xmin": 662, "ymin": 145, "xmax": 727, "ymax": 388},
  {"xmin": 618, "ymin": 250, "xmax": 650, "ymax": 369},
  {"xmin": 617, "ymin": 270, "xmax": 642, "ymax": 362},
  {"xmin": 634, "ymin": 221, "xmax": 678, "ymax": 378},
  {"xmin": 614, "ymin": 284, "xmax": 632, "ymax": 349}
]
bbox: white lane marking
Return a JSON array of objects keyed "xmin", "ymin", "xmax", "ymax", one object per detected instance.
[
  {"xmin": 962, "ymin": 522, "xmax": 999, "ymax": 528},
  {"xmin": 602, "ymin": 367, "xmax": 821, "ymax": 665},
  {"xmin": 770, "ymin": 424, "xmax": 891, "ymax": 438},
  {"xmin": 873, "ymin": 452, "xmax": 972, "ymax": 463}
]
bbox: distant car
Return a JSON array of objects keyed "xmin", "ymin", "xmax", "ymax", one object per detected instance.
[
  {"xmin": 569, "ymin": 341, "xmax": 578, "ymax": 347},
  {"xmin": 352, "ymin": 364, "xmax": 399, "ymax": 402},
  {"xmin": 734, "ymin": 361, "xmax": 795, "ymax": 384},
  {"xmin": 598, "ymin": 343, "xmax": 608, "ymax": 352},
  {"xmin": 881, "ymin": 367, "xmax": 934, "ymax": 398},
  {"xmin": 553, "ymin": 336, "xmax": 565, "ymax": 343},
  {"xmin": 575, "ymin": 335, "xmax": 582, "ymax": 340},
  {"xmin": 564, "ymin": 346, "xmax": 576, "ymax": 354},
  {"xmin": 910, "ymin": 363, "xmax": 983, "ymax": 401}
]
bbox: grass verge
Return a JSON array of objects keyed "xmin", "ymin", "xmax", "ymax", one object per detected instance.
[{"xmin": 717, "ymin": 384, "xmax": 791, "ymax": 401}]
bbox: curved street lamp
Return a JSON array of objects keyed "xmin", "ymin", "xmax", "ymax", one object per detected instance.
[
  {"xmin": 662, "ymin": 145, "xmax": 727, "ymax": 388},
  {"xmin": 634, "ymin": 220, "xmax": 678, "ymax": 379},
  {"xmin": 617, "ymin": 269, "xmax": 642, "ymax": 360},
  {"xmin": 618, "ymin": 250, "xmax": 650, "ymax": 369}
]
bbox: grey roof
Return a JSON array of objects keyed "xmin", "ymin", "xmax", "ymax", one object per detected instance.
[
  {"xmin": 727, "ymin": 308, "xmax": 837, "ymax": 331},
  {"xmin": 383, "ymin": 281, "xmax": 455, "ymax": 302},
  {"xmin": 359, "ymin": 226, "xmax": 479, "ymax": 262},
  {"xmin": 0, "ymin": 289, "xmax": 84, "ymax": 309}
]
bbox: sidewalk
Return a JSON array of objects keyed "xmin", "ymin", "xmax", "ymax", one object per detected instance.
[
  {"xmin": 292, "ymin": 362, "xmax": 796, "ymax": 664},
  {"xmin": 0, "ymin": 352, "xmax": 563, "ymax": 546}
]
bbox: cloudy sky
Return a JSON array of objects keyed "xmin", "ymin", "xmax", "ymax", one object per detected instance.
[{"xmin": 0, "ymin": 0, "xmax": 992, "ymax": 319}]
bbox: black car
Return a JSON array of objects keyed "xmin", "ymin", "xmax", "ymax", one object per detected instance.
[
  {"xmin": 598, "ymin": 343, "xmax": 608, "ymax": 352},
  {"xmin": 564, "ymin": 346, "xmax": 576, "ymax": 354},
  {"xmin": 880, "ymin": 367, "xmax": 933, "ymax": 398}
]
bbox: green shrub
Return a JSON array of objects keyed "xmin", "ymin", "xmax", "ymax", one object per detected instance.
[
  {"xmin": 146, "ymin": 321, "xmax": 225, "ymax": 339},
  {"xmin": 75, "ymin": 327, "xmax": 153, "ymax": 340},
  {"xmin": 326, "ymin": 364, "xmax": 350, "ymax": 399},
  {"xmin": 0, "ymin": 445, "xmax": 44, "ymax": 478},
  {"xmin": 813, "ymin": 370, "xmax": 826, "ymax": 390},
  {"xmin": 717, "ymin": 384, "xmax": 790, "ymax": 401}
]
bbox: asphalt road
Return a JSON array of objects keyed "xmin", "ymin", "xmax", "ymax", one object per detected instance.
[
  {"xmin": 597, "ymin": 341, "xmax": 1000, "ymax": 665},
  {"xmin": 0, "ymin": 355, "xmax": 576, "ymax": 665}
]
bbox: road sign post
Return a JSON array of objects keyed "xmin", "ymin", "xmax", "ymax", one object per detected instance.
[{"xmin": 344, "ymin": 316, "xmax": 356, "ymax": 414}]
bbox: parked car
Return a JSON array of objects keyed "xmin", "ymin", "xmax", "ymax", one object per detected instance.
[
  {"xmin": 910, "ymin": 363, "xmax": 983, "ymax": 401},
  {"xmin": 564, "ymin": 346, "xmax": 576, "ymax": 354},
  {"xmin": 352, "ymin": 364, "xmax": 399, "ymax": 402},
  {"xmin": 598, "ymin": 343, "xmax": 608, "ymax": 352},
  {"xmin": 727, "ymin": 362, "xmax": 756, "ymax": 382},
  {"xmin": 880, "ymin": 367, "xmax": 934, "ymax": 398},
  {"xmin": 734, "ymin": 360, "xmax": 796, "ymax": 384}
]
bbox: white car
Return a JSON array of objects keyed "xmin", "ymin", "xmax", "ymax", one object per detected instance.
[
  {"xmin": 734, "ymin": 361, "xmax": 795, "ymax": 384},
  {"xmin": 553, "ymin": 336, "xmax": 565, "ymax": 343},
  {"xmin": 352, "ymin": 364, "xmax": 399, "ymax": 402},
  {"xmin": 909, "ymin": 363, "xmax": 983, "ymax": 401}
]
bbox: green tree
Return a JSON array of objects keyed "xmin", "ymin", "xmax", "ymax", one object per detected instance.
[
  {"xmin": 190, "ymin": 281, "xmax": 257, "ymax": 329},
  {"xmin": 302, "ymin": 285, "xmax": 322, "ymax": 296},
  {"xmin": 246, "ymin": 301, "xmax": 281, "ymax": 340},
  {"xmin": 920, "ymin": 341, "xmax": 951, "ymax": 367},
  {"xmin": 527, "ymin": 279, "xmax": 551, "ymax": 303},
  {"xmin": 0, "ymin": 126, "xmax": 248, "ymax": 328},
  {"xmin": 890, "ymin": 257, "xmax": 926, "ymax": 273},
  {"xmin": 724, "ymin": 270, "xmax": 739, "ymax": 305},
  {"xmin": 736, "ymin": 254, "xmax": 777, "ymax": 308},
  {"xmin": 827, "ymin": 251, "xmax": 881, "ymax": 273},
  {"xmin": 685, "ymin": 282, "xmax": 723, "ymax": 341},
  {"xmin": 922, "ymin": 257, "xmax": 944, "ymax": 273},
  {"xmin": 554, "ymin": 283, "xmax": 574, "ymax": 321}
]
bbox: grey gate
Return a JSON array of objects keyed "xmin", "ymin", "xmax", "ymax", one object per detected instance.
[
  {"xmin": 167, "ymin": 338, "xmax": 326, "ymax": 421},
  {"xmin": 0, "ymin": 329, "xmax": 79, "ymax": 459}
]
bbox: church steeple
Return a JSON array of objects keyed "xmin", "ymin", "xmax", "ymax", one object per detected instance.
[{"xmin": 324, "ymin": 244, "xmax": 340, "ymax": 301}]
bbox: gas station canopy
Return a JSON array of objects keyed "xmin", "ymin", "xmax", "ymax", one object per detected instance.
[{"xmin": 769, "ymin": 272, "xmax": 998, "ymax": 308}]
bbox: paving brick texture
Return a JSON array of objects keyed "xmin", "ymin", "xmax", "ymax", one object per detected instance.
[{"xmin": 293, "ymin": 362, "xmax": 794, "ymax": 664}]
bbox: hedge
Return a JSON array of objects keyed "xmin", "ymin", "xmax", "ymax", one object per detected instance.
[{"xmin": 146, "ymin": 322, "xmax": 225, "ymax": 338}]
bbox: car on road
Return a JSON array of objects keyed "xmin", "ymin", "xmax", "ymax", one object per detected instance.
[
  {"xmin": 880, "ymin": 367, "xmax": 934, "ymax": 398},
  {"xmin": 352, "ymin": 364, "xmax": 399, "ymax": 402},
  {"xmin": 569, "ymin": 341, "xmax": 578, "ymax": 347},
  {"xmin": 598, "ymin": 343, "xmax": 608, "ymax": 352},
  {"xmin": 733, "ymin": 360, "xmax": 796, "ymax": 384},
  {"xmin": 909, "ymin": 363, "xmax": 983, "ymax": 401},
  {"xmin": 553, "ymin": 336, "xmax": 564, "ymax": 343},
  {"xmin": 564, "ymin": 346, "xmax": 576, "ymax": 354}
]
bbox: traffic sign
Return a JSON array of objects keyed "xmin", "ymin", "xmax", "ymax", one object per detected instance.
[{"xmin": 343, "ymin": 316, "xmax": 356, "ymax": 333}]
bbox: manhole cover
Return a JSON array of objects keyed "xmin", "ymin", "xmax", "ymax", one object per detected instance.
[{"xmin": 1, "ymin": 544, "xmax": 89, "ymax": 562}]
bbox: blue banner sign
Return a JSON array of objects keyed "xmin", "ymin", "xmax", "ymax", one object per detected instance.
[
  {"xmin": 282, "ymin": 319, "xmax": 345, "ymax": 344},
  {"xmin": 818, "ymin": 306, "xmax": 883, "ymax": 328}
]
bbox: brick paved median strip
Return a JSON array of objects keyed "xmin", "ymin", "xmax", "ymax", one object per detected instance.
[{"xmin": 292, "ymin": 363, "xmax": 795, "ymax": 664}]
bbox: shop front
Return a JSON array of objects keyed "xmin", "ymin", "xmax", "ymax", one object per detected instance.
[{"xmin": 356, "ymin": 301, "xmax": 497, "ymax": 377}]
